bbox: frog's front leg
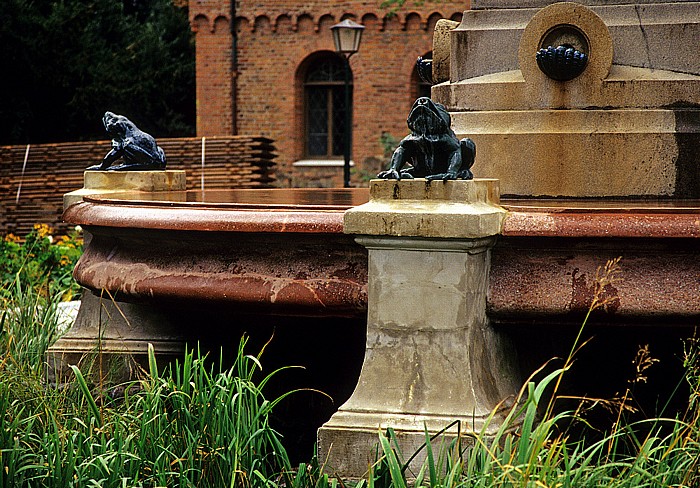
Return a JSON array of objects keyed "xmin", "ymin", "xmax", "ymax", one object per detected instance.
[
  {"xmin": 111, "ymin": 143, "xmax": 164, "ymax": 170},
  {"xmin": 87, "ymin": 146, "xmax": 123, "ymax": 170},
  {"xmin": 378, "ymin": 144, "xmax": 411, "ymax": 180}
]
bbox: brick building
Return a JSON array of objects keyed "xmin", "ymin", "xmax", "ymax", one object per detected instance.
[{"xmin": 188, "ymin": 0, "xmax": 468, "ymax": 186}]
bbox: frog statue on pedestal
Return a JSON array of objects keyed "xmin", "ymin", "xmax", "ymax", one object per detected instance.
[
  {"xmin": 87, "ymin": 112, "xmax": 166, "ymax": 171},
  {"xmin": 377, "ymin": 97, "xmax": 475, "ymax": 181}
]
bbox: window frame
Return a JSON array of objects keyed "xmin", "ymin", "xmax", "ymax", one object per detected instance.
[{"xmin": 302, "ymin": 56, "xmax": 352, "ymax": 160}]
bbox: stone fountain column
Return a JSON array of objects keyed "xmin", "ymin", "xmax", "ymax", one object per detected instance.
[
  {"xmin": 48, "ymin": 170, "xmax": 186, "ymax": 383},
  {"xmin": 318, "ymin": 178, "xmax": 521, "ymax": 477}
]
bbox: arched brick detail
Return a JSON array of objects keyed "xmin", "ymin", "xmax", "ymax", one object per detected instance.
[
  {"xmin": 427, "ymin": 12, "xmax": 444, "ymax": 33},
  {"xmin": 405, "ymin": 12, "xmax": 422, "ymax": 31},
  {"xmin": 253, "ymin": 15, "xmax": 271, "ymax": 34},
  {"xmin": 275, "ymin": 14, "xmax": 292, "ymax": 33},
  {"xmin": 191, "ymin": 13, "xmax": 210, "ymax": 33},
  {"xmin": 213, "ymin": 15, "xmax": 230, "ymax": 34},
  {"xmin": 297, "ymin": 13, "xmax": 314, "ymax": 33},
  {"xmin": 383, "ymin": 14, "xmax": 402, "ymax": 31},
  {"xmin": 317, "ymin": 14, "xmax": 336, "ymax": 33},
  {"xmin": 361, "ymin": 12, "xmax": 379, "ymax": 31},
  {"xmin": 235, "ymin": 16, "xmax": 251, "ymax": 34}
]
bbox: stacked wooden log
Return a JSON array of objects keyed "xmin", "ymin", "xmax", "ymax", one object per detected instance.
[{"xmin": 0, "ymin": 136, "xmax": 276, "ymax": 236}]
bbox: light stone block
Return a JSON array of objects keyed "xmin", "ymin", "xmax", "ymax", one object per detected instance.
[
  {"xmin": 63, "ymin": 170, "xmax": 186, "ymax": 210},
  {"xmin": 319, "ymin": 179, "xmax": 519, "ymax": 478},
  {"xmin": 433, "ymin": 1, "xmax": 700, "ymax": 198},
  {"xmin": 344, "ymin": 179, "xmax": 507, "ymax": 239},
  {"xmin": 318, "ymin": 236, "xmax": 521, "ymax": 477},
  {"xmin": 50, "ymin": 170, "xmax": 188, "ymax": 384}
]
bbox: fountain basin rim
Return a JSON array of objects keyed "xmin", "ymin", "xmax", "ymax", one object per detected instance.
[
  {"xmin": 64, "ymin": 190, "xmax": 700, "ymax": 239},
  {"xmin": 64, "ymin": 201, "xmax": 349, "ymax": 234},
  {"xmin": 81, "ymin": 188, "xmax": 370, "ymax": 211},
  {"xmin": 501, "ymin": 200, "xmax": 700, "ymax": 239}
]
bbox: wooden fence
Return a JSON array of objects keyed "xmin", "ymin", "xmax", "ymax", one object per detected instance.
[{"xmin": 0, "ymin": 136, "xmax": 276, "ymax": 236}]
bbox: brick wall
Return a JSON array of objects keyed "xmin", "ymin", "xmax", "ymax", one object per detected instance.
[
  {"xmin": 189, "ymin": 0, "xmax": 468, "ymax": 187},
  {"xmin": 0, "ymin": 136, "xmax": 276, "ymax": 236}
]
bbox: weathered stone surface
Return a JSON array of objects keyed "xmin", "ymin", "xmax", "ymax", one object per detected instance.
[
  {"xmin": 46, "ymin": 292, "xmax": 186, "ymax": 384},
  {"xmin": 432, "ymin": 19, "xmax": 460, "ymax": 85},
  {"xmin": 63, "ymin": 170, "xmax": 186, "ymax": 209},
  {"xmin": 433, "ymin": 1, "xmax": 700, "ymax": 198},
  {"xmin": 449, "ymin": 2, "xmax": 700, "ymax": 81},
  {"xmin": 52, "ymin": 170, "xmax": 186, "ymax": 383},
  {"xmin": 320, "ymin": 178, "xmax": 520, "ymax": 477},
  {"xmin": 318, "ymin": 236, "xmax": 521, "ymax": 477},
  {"xmin": 473, "ymin": 0, "xmax": 697, "ymax": 10},
  {"xmin": 344, "ymin": 179, "xmax": 507, "ymax": 238},
  {"xmin": 448, "ymin": 109, "xmax": 683, "ymax": 197}
]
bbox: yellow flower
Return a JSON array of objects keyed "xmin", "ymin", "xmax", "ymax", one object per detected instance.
[
  {"xmin": 4, "ymin": 233, "xmax": 21, "ymax": 243},
  {"xmin": 33, "ymin": 223, "xmax": 54, "ymax": 238}
]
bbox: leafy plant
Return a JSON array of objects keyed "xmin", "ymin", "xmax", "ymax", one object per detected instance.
[
  {"xmin": 1, "ymin": 224, "xmax": 83, "ymax": 302},
  {"xmin": 2, "ymin": 248, "xmax": 699, "ymax": 488}
]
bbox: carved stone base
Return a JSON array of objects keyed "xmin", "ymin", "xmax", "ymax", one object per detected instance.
[
  {"xmin": 318, "ymin": 234, "xmax": 521, "ymax": 477},
  {"xmin": 53, "ymin": 170, "xmax": 188, "ymax": 383},
  {"xmin": 63, "ymin": 170, "xmax": 186, "ymax": 208},
  {"xmin": 46, "ymin": 292, "xmax": 186, "ymax": 384}
]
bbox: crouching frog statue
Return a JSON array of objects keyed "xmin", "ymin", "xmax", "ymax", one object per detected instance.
[
  {"xmin": 87, "ymin": 112, "xmax": 166, "ymax": 171},
  {"xmin": 378, "ymin": 97, "xmax": 475, "ymax": 181}
]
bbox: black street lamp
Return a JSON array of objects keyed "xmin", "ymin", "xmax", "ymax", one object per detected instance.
[{"xmin": 331, "ymin": 19, "xmax": 364, "ymax": 188}]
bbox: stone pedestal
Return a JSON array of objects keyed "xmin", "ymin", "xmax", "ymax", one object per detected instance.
[
  {"xmin": 48, "ymin": 171, "xmax": 187, "ymax": 383},
  {"xmin": 63, "ymin": 170, "xmax": 186, "ymax": 208},
  {"xmin": 317, "ymin": 179, "xmax": 521, "ymax": 478}
]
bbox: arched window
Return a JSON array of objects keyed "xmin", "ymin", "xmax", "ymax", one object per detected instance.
[{"xmin": 304, "ymin": 55, "xmax": 351, "ymax": 158}]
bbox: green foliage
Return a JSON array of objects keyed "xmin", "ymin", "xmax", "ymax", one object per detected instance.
[
  {"xmin": 0, "ymin": 283, "xmax": 298, "ymax": 486},
  {"xmin": 380, "ymin": 132, "xmax": 400, "ymax": 160},
  {"xmin": 0, "ymin": 0, "xmax": 195, "ymax": 144},
  {"xmin": 353, "ymin": 132, "xmax": 400, "ymax": 183},
  {"xmin": 0, "ymin": 225, "xmax": 83, "ymax": 303},
  {"xmin": 1, "ymin": 253, "xmax": 699, "ymax": 487}
]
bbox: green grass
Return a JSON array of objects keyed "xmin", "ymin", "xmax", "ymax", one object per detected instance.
[
  {"xmin": 1, "ymin": 246, "xmax": 699, "ymax": 487},
  {"xmin": 1, "ymin": 272, "xmax": 301, "ymax": 486},
  {"xmin": 363, "ymin": 259, "xmax": 700, "ymax": 488}
]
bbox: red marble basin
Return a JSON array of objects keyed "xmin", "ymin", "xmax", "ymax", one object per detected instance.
[
  {"xmin": 64, "ymin": 189, "xmax": 370, "ymax": 317},
  {"xmin": 493, "ymin": 199, "xmax": 700, "ymax": 325},
  {"xmin": 64, "ymin": 191, "xmax": 700, "ymax": 324}
]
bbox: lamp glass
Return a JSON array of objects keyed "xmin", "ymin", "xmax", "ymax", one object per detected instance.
[{"xmin": 331, "ymin": 19, "xmax": 364, "ymax": 55}]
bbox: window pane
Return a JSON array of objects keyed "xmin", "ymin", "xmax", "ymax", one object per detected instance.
[
  {"xmin": 331, "ymin": 87, "xmax": 349, "ymax": 156},
  {"xmin": 304, "ymin": 55, "xmax": 353, "ymax": 158},
  {"xmin": 307, "ymin": 87, "xmax": 328, "ymax": 156},
  {"xmin": 308, "ymin": 135, "xmax": 327, "ymax": 156}
]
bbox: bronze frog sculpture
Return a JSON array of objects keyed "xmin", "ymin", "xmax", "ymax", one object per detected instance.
[
  {"xmin": 88, "ymin": 112, "xmax": 166, "ymax": 171},
  {"xmin": 377, "ymin": 97, "xmax": 475, "ymax": 181}
]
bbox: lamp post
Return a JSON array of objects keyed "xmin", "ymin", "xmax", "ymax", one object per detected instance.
[{"xmin": 331, "ymin": 19, "xmax": 364, "ymax": 188}]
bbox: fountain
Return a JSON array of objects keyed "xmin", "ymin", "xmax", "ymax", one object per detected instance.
[
  {"xmin": 55, "ymin": 0, "xmax": 699, "ymax": 475},
  {"xmin": 317, "ymin": 0, "xmax": 700, "ymax": 476}
]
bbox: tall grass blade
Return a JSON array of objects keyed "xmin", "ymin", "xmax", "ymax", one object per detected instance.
[
  {"xmin": 70, "ymin": 364, "xmax": 102, "ymax": 427},
  {"xmin": 378, "ymin": 429, "xmax": 407, "ymax": 488}
]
